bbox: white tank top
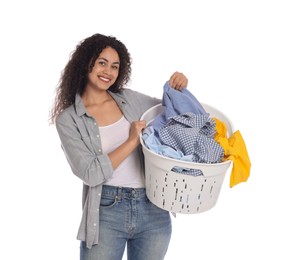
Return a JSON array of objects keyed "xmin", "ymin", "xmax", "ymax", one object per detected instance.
[{"xmin": 99, "ymin": 116, "xmax": 145, "ymax": 188}]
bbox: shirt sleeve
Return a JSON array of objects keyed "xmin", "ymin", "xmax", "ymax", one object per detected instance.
[{"xmin": 56, "ymin": 113, "xmax": 113, "ymax": 187}]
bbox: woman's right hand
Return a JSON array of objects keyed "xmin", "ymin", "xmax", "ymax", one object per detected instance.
[
  {"xmin": 108, "ymin": 120, "xmax": 146, "ymax": 169},
  {"xmin": 128, "ymin": 120, "xmax": 147, "ymax": 147}
]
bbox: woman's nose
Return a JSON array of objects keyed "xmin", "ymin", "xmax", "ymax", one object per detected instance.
[{"xmin": 103, "ymin": 66, "xmax": 111, "ymax": 75}]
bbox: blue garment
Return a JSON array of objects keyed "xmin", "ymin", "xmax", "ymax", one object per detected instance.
[
  {"xmin": 142, "ymin": 126, "xmax": 193, "ymax": 161},
  {"xmin": 159, "ymin": 113, "xmax": 224, "ymax": 164},
  {"xmin": 80, "ymin": 185, "xmax": 171, "ymax": 260},
  {"xmin": 142, "ymin": 126, "xmax": 198, "ymax": 174},
  {"xmin": 142, "ymin": 82, "xmax": 224, "ymax": 176},
  {"xmin": 152, "ymin": 81, "xmax": 207, "ymax": 131}
]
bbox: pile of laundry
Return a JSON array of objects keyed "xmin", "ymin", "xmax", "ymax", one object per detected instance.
[{"xmin": 142, "ymin": 82, "xmax": 251, "ymax": 187}]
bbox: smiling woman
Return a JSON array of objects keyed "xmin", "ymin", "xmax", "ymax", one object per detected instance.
[
  {"xmin": 1, "ymin": 0, "xmax": 290, "ymax": 259},
  {"xmin": 83, "ymin": 47, "xmax": 124, "ymax": 127},
  {"xmin": 49, "ymin": 33, "xmax": 188, "ymax": 260}
]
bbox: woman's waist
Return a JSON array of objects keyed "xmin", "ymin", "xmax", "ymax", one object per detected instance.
[{"xmin": 102, "ymin": 184, "xmax": 147, "ymax": 199}]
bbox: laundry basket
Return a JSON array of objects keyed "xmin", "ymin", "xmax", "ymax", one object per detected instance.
[{"xmin": 140, "ymin": 103, "xmax": 234, "ymax": 214}]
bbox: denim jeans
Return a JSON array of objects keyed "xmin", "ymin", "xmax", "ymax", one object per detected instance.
[{"xmin": 80, "ymin": 185, "xmax": 172, "ymax": 260}]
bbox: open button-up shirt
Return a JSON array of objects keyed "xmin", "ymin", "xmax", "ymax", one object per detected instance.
[{"xmin": 56, "ymin": 89, "xmax": 160, "ymax": 248}]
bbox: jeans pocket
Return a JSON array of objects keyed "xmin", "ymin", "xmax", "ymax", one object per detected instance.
[{"xmin": 100, "ymin": 195, "xmax": 118, "ymax": 208}]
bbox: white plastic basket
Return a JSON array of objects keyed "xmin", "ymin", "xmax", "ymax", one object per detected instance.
[{"xmin": 140, "ymin": 103, "xmax": 234, "ymax": 214}]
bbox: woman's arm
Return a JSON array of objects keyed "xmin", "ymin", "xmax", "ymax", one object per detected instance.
[
  {"xmin": 56, "ymin": 114, "xmax": 114, "ymax": 187},
  {"xmin": 107, "ymin": 120, "xmax": 146, "ymax": 169}
]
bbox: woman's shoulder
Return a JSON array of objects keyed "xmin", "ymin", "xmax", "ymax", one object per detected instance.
[
  {"xmin": 56, "ymin": 94, "xmax": 86, "ymax": 124},
  {"xmin": 115, "ymin": 88, "xmax": 160, "ymax": 101},
  {"xmin": 118, "ymin": 88, "xmax": 145, "ymax": 97},
  {"xmin": 55, "ymin": 104, "xmax": 77, "ymax": 125},
  {"xmin": 112, "ymin": 88, "xmax": 161, "ymax": 115}
]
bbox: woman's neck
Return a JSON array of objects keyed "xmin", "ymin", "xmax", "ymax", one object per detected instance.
[{"xmin": 81, "ymin": 88, "xmax": 111, "ymax": 107}]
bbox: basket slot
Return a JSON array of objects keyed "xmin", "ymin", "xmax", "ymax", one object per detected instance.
[{"xmin": 170, "ymin": 166, "xmax": 203, "ymax": 177}]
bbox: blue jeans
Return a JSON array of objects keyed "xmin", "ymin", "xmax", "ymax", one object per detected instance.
[{"xmin": 80, "ymin": 185, "xmax": 172, "ymax": 260}]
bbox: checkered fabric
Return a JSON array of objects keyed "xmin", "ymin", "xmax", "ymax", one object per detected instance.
[{"xmin": 159, "ymin": 113, "xmax": 224, "ymax": 164}]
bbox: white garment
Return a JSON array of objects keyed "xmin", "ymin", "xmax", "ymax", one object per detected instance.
[{"xmin": 99, "ymin": 116, "xmax": 145, "ymax": 188}]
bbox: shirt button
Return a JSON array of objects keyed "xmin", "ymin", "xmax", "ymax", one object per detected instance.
[
  {"xmin": 98, "ymin": 149, "xmax": 101, "ymax": 152},
  {"xmin": 98, "ymin": 193, "xmax": 101, "ymax": 196},
  {"xmin": 96, "ymin": 134, "xmax": 99, "ymax": 138},
  {"xmin": 93, "ymin": 223, "xmax": 96, "ymax": 226}
]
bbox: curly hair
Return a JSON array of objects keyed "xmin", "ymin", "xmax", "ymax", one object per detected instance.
[{"xmin": 49, "ymin": 33, "xmax": 132, "ymax": 124}]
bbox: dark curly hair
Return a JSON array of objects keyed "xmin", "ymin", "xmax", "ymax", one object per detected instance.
[{"xmin": 49, "ymin": 33, "xmax": 132, "ymax": 124}]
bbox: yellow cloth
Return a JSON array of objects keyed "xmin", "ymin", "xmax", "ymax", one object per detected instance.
[{"xmin": 213, "ymin": 118, "xmax": 251, "ymax": 188}]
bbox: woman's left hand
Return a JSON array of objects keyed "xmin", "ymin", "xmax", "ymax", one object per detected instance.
[{"xmin": 168, "ymin": 72, "xmax": 188, "ymax": 90}]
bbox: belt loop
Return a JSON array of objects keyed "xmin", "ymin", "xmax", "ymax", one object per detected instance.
[
  {"xmin": 116, "ymin": 186, "xmax": 122, "ymax": 201},
  {"xmin": 132, "ymin": 188, "xmax": 137, "ymax": 198}
]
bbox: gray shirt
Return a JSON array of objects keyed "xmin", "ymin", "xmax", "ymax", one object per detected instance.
[{"xmin": 56, "ymin": 89, "xmax": 160, "ymax": 248}]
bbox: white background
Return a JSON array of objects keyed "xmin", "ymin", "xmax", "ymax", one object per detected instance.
[{"xmin": 1, "ymin": 0, "xmax": 290, "ymax": 259}]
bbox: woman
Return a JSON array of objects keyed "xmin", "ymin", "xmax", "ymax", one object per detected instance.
[{"xmin": 50, "ymin": 33, "xmax": 188, "ymax": 260}]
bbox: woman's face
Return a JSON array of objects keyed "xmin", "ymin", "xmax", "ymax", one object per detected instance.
[{"xmin": 87, "ymin": 47, "xmax": 120, "ymax": 91}]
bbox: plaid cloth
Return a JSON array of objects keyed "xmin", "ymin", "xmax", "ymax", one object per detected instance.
[{"xmin": 159, "ymin": 112, "xmax": 224, "ymax": 164}]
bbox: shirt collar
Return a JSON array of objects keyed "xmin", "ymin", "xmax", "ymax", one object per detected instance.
[
  {"xmin": 75, "ymin": 94, "xmax": 88, "ymax": 117},
  {"xmin": 108, "ymin": 91, "xmax": 127, "ymax": 107}
]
